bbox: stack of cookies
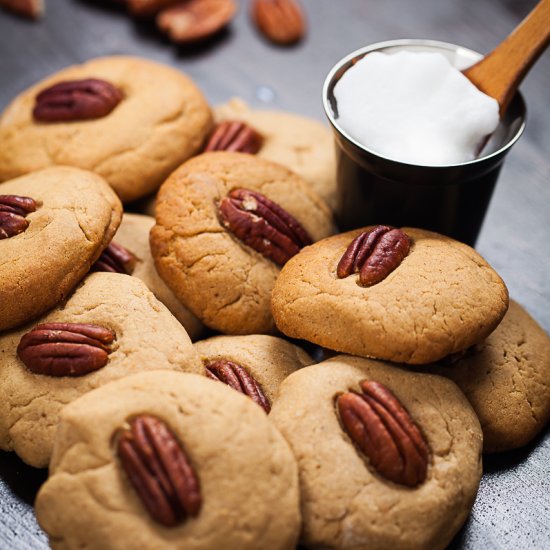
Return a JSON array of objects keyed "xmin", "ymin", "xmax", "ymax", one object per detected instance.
[{"xmin": 0, "ymin": 55, "xmax": 548, "ymax": 550}]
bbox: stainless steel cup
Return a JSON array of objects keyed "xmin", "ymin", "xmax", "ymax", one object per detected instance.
[{"xmin": 322, "ymin": 39, "xmax": 526, "ymax": 246}]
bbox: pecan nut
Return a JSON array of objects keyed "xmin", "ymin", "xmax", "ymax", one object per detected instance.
[
  {"xmin": 205, "ymin": 359, "xmax": 270, "ymax": 413},
  {"xmin": 0, "ymin": 0, "xmax": 44, "ymax": 19},
  {"xmin": 204, "ymin": 121, "xmax": 263, "ymax": 154},
  {"xmin": 117, "ymin": 415, "xmax": 201, "ymax": 526},
  {"xmin": 157, "ymin": 0, "xmax": 237, "ymax": 44},
  {"xmin": 92, "ymin": 241, "xmax": 136, "ymax": 275},
  {"xmin": 337, "ymin": 380, "xmax": 430, "ymax": 487},
  {"xmin": 0, "ymin": 195, "xmax": 37, "ymax": 240},
  {"xmin": 337, "ymin": 225, "xmax": 410, "ymax": 287},
  {"xmin": 251, "ymin": 0, "xmax": 306, "ymax": 45},
  {"xmin": 127, "ymin": 0, "xmax": 180, "ymax": 17},
  {"xmin": 218, "ymin": 188, "xmax": 312, "ymax": 266},
  {"xmin": 17, "ymin": 323, "xmax": 115, "ymax": 377},
  {"xmin": 33, "ymin": 78, "xmax": 123, "ymax": 122}
]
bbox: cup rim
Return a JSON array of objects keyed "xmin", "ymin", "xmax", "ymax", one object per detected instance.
[{"xmin": 322, "ymin": 38, "xmax": 527, "ymax": 169}]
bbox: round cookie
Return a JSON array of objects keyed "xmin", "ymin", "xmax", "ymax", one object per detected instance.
[
  {"xmin": 194, "ymin": 334, "xmax": 314, "ymax": 410},
  {"xmin": 0, "ymin": 166, "xmax": 122, "ymax": 332},
  {"xmin": 109, "ymin": 213, "xmax": 203, "ymax": 340},
  {"xmin": 271, "ymin": 227, "xmax": 509, "ymax": 364},
  {"xmin": 431, "ymin": 300, "xmax": 550, "ymax": 453},
  {"xmin": 151, "ymin": 151, "xmax": 336, "ymax": 334},
  {"xmin": 0, "ymin": 56, "xmax": 212, "ymax": 202},
  {"xmin": 214, "ymin": 98, "xmax": 337, "ymax": 210},
  {"xmin": 0, "ymin": 272, "xmax": 202, "ymax": 468},
  {"xmin": 35, "ymin": 371, "xmax": 301, "ymax": 550},
  {"xmin": 270, "ymin": 356, "xmax": 483, "ymax": 550}
]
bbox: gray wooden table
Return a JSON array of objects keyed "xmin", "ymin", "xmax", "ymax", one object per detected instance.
[{"xmin": 0, "ymin": 0, "xmax": 549, "ymax": 548}]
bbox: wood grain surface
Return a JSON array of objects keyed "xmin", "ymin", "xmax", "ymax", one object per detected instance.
[{"xmin": 0, "ymin": 1, "xmax": 549, "ymax": 549}]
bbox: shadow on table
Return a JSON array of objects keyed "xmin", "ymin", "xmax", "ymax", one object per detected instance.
[{"xmin": 0, "ymin": 451, "xmax": 47, "ymax": 506}]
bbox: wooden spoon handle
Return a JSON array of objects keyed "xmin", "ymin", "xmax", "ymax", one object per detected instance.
[{"xmin": 464, "ymin": 0, "xmax": 550, "ymax": 116}]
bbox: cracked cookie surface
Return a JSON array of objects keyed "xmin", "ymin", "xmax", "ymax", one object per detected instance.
[
  {"xmin": 151, "ymin": 151, "xmax": 336, "ymax": 334},
  {"xmin": 270, "ymin": 356, "xmax": 483, "ymax": 550},
  {"xmin": 431, "ymin": 299, "xmax": 550, "ymax": 453},
  {"xmin": 0, "ymin": 273, "xmax": 202, "ymax": 468},
  {"xmin": 271, "ymin": 227, "xmax": 509, "ymax": 364},
  {"xmin": 0, "ymin": 166, "xmax": 122, "ymax": 331},
  {"xmin": 35, "ymin": 370, "xmax": 300, "ymax": 550},
  {"xmin": 0, "ymin": 56, "xmax": 212, "ymax": 202},
  {"xmin": 214, "ymin": 98, "xmax": 337, "ymax": 209}
]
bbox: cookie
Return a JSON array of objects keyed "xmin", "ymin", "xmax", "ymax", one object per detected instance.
[
  {"xmin": 270, "ymin": 355, "xmax": 483, "ymax": 550},
  {"xmin": 214, "ymin": 98, "xmax": 337, "ymax": 209},
  {"xmin": 104, "ymin": 213, "xmax": 203, "ymax": 340},
  {"xmin": 35, "ymin": 370, "xmax": 301, "ymax": 550},
  {"xmin": 0, "ymin": 166, "xmax": 122, "ymax": 332},
  {"xmin": 194, "ymin": 334, "xmax": 314, "ymax": 411},
  {"xmin": 271, "ymin": 226, "xmax": 509, "ymax": 364},
  {"xmin": 0, "ymin": 56, "xmax": 212, "ymax": 202},
  {"xmin": 151, "ymin": 151, "xmax": 335, "ymax": 334},
  {"xmin": 0, "ymin": 273, "xmax": 202, "ymax": 468},
  {"xmin": 431, "ymin": 300, "xmax": 550, "ymax": 453}
]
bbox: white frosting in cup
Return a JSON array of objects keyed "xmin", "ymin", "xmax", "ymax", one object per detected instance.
[{"xmin": 333, "ymin": 51, "xmax": 500, "ymax": 166}]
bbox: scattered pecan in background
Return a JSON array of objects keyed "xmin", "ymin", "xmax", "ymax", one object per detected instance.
[
  {"xmin": 0, "ymin": 0, "xmax": 43, "ymax": 19},
  {"xmin": 204, "ymin": 120, "xmax": 264, "ymax": 154},
  {"xmin": 92, "ymin": 242, "xmax": 136, "ymax": 275},
  {"xmin": 206, "ymin": 359, "xmax": 270, "ymax": 412},
  {"xmin": 251, "ymin": 0, "xmax": 305, "ymax": 45},
  {"xmin": 337, "ymin": 380, "xmax": 430, "ymax": 487},
  {"xmin": 157, "ymin": 0, "xmax": 237, "ymax": 44},
  {"xmin": 17, "ymin": 323, "xmax": 115, "ymax": 377},
  {"xmin": 218, "ymin": 188, "xmax": 312, "ymax": 266},
  {"xmin": 117, "ymin": 415, "xmax": 201, "ymax": 526},
  {"xmin": 337, "ymin": 225, "xmax": 410, "ymax": 287},
  {"xmin": 33, "ymin": 79, "xmax": 123, "ymax": 123},
  {"xmin": 127, "ymin": 0, "xmax": 180, "ymax": 17},
  {"xmin": 0, "ymin": 195, "xmax": 37, "ymax": 240}
]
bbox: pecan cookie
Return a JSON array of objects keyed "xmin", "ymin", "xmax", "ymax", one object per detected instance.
[
  {"xmin": 100, "ymin": 213, "xmax": 203, "ymax": 340},
  {"xmin": 0, "ymin": 56, "xmax": 212, "ymax": 202},
  {"xmin": 271, "ymin": 226, "xmax": 508, "ymax": 364},
  {"xmin": 0, "ymin": 273, "xmax": 202, "ymax": 468},
  {"xmin": 430, "ymin": 300, "xmax": 550, "ymax": 453},
  {"xmin": 194, "ymin": 334, "xmax": 314, "ymax": 411},
  {"xmin": 270, "ymin": 356, "xmax": 483, "ymax": 550},
  {"xmin": 0, "ymin": 166, "xmax": 121, "ymax": 332},
  {"xmin": 151, "ymin": 151, "xmax": 335, "ymax": 334},
  {"xmin": 213, "ymin": 98, "xmax": 337, "ymax": 209},
  {"xmin": 35, "ymin": 371, "xmax": 301, "ymax": 550}
]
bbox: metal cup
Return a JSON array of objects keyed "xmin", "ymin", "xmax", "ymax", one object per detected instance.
[{"xmin": 322, "ymin": 39, "xmax": 526, "ymax": 246}]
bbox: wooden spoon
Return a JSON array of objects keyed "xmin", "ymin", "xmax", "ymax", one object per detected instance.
[{"xmin": 464, "ymin": 0, "xmax": 550, "ymax": 117}]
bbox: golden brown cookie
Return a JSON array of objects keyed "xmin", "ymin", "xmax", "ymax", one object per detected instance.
[
  {"xmin": 0, "ymin": 56, "xmax": 212, "ymax": 202},
  {"xmin": 0, "ymin": 166, "xmax": 122, "ymax": 332},
  {"xmin": 271, "ymin": 226, "xmax": 509, "ymax": 364},
  {"xmin": 431, "ymin": 300, "xmax": 550, "ymax": 453},
  {"xmin": 270, "ymin": 356, "xmax": 483, "ymax": 550},
  {"xmin": 214, "ymin": 98, "xmax": 337, "ymax": 209},
  {"xmin": 103, "ymin": 213, "xmax": 203, "ymax": 340},
  {"xmin": 194, "ymin": 334, "xmax": 314, "ymax": 411},
  {"xmin": 0, "ymin": 273, "xmax": 202, "ymax": 468},
  {"xmin": 35, "ymin": 371, "xmax": 301, "ymax": 550},
  {"xmin": 151, "ymin": 151, "xmax": 336, "ymax": 334}
]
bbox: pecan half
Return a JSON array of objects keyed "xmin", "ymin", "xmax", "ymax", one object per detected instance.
[
  {"xmin": 337, "ymin": 225, "xmax": 410, "ymax": 287},
  {"xmin": 127, "ymin": 0, "xmax": 180, "ymax": 17},
  {"xmin": 251, "ymin": 0, "xmax": 305, "ymax": 45},
  {"xmin": 157, "ymin": 0, "xmax": 237, "ymax": 44},
  {"xmin": 33, "ymin": 79, "xmax": 123, "ymax": 123},
  {"xmin": 17, "ymin": 323, "xmax": 115, "ymax": 377},
  {"xmin": 0, "ymin": 195, "xmax": 37, "ymax": 240},
  {"xmin": 117, "ymin": 415, "xmax": 201, "ymax": 527},
  {"xmin": 337, "ymin": 380, "xmax": 430, "ymax": 487},
  {"xmin": 205, "ymin": 359, "xmax": 270, "ymax": 413},
  {"xmin": 0, "ymin": 0, "xmax": 43, "ymax": 19},
  {"xmin": 204, "ymin": 121, "xmax": 263, "ymax": 154},
  {"xmin": 218, "ymin": 188, "xmax": 312, "ymax": 266},
  {"xmin": 92, "ymin": 241, "xmax": 136, "ymax": 275}
]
